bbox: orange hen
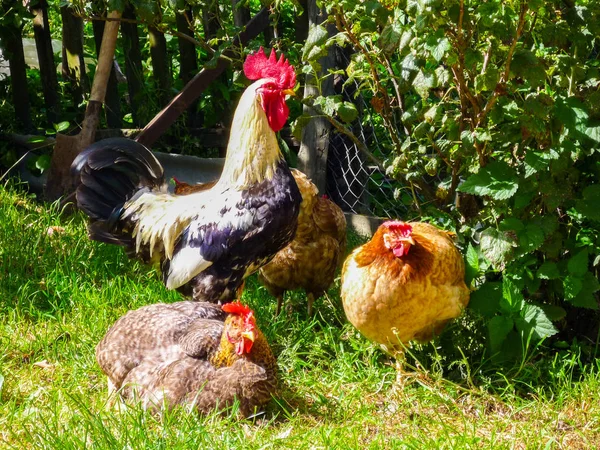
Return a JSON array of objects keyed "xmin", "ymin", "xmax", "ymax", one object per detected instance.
[{"xmin": 341, "ymin": 220, "xmax": 469, "ymax": 355}]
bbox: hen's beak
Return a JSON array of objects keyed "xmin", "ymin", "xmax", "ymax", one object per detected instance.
[
  {"xmin": 405, "ymin": 237, "xmax": 416, "ymax": 246},
  {"xmin": 241, "ymin": 330, "xmax": 256, "ymax": 353},
  {"xmin": 241, "ymin": 330, "xmax": 255, "ymax": 342}
]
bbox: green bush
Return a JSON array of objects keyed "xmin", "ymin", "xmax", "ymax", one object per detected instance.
[{"xmin": 311, "ymin": 0, "xmax": 600, "ymax": 360}]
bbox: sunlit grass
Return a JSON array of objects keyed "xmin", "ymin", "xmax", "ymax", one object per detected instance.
[{"xmin": 1, "ymin": 182, "xmax": 599, "ymax": 449}]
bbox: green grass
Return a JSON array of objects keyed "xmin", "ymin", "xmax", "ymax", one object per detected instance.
[{"xmin": 1, "ymin": 183, "xmax": 599, "ymax": 449}]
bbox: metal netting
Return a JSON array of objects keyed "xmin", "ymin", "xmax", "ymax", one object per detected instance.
[{"xmin": 325, "ymin": 55, "xmax": 409, "ymax": 219}]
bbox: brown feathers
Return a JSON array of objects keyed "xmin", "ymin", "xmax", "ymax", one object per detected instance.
[
  {"xmin": 96, "ymin": 301, "xmax": 277, "ymax": 417},
  {"xmin": 341, "ymin": 221, "xmax": 470, "ymax": 351},
  {"xmin": 259, "ymin": 170, "xmax": 347, "ymax": 316}
]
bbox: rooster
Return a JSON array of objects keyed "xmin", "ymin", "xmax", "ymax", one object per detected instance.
[
  {"xmin": 72, "ymin": 48, "xmax": 301, "ymax": 303},
  {"xmin": 258, "ymin": 170, "xmax": 347, "ymax": 316},
  {"xmin": 172, "ymin": 170, "xmax": 347, "ymax": 316},
  {"xmin": 96, "ymin": 301, "xmax": 277, "ymax": 417},
  {"xmin": 340, "ymin": 221, "xmax": 470, "ymax": 362}
]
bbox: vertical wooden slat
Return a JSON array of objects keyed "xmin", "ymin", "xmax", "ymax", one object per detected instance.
[
  {"xmin": 176, "ymin": 8, "xmax": 200, "ymax": 128},
  {"xmin": 297, "ymin": 0, "xmax": 336, "ymax": 194},
  {"xmin": 148, "ymin": 25, "xmax": 171, "ymax": 108},
  {"xmin": 31, "ymin": 0, "xmax": 59, "ymax": 124},
  {"xmin": 1, "ymin": 22, "xmax": 32, "ymax": 130},
  {"xmin": 120, "ymin": 4, "xmax": 145, "ymax": 126},
  {"xmin": 92, "ymin": 11, "xmax": 122, "ymax": 128},
  {"xmin": 60, "ymin": 4, "xmax": 89, "ymax": 110}
]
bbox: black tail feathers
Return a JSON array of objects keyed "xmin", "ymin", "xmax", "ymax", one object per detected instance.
[{"xmin": 72, "ymin": 138, "xmax": 165, "ymax": 245}]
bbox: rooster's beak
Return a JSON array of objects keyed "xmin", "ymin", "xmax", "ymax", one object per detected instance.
[{"xmin": 282, "ymin": 89, "xmax": 296, "ymax": 97}]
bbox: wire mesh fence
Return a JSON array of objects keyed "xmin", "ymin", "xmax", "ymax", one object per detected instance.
[{"xmin": 325, "ymin": 57, "xmax": 409, "ymax": 220}]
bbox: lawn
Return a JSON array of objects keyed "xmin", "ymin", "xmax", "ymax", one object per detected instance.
[{"xmin": 1, "ymin": 183, "xmax": 599, "ymax": 449}]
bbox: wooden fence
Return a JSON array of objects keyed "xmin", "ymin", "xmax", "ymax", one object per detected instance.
[{"xmin": 1, "ymin": 1, "xmax": 402, "ymax": 233}]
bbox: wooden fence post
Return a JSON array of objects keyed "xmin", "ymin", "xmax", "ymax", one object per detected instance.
[
  {"xmin": 297, "ymin": 0, "xmax": 336, "ymax": 194},
  {"xmin": 92, "ymin": 0, "xmax": 121, "ymax": 128},
  {"xmin": 121, "ymin": 4, "xmax": 145, "ymax": 126},
  {"xmin": 148, "ymin": 25, "xmax": 172, "ymax": 108},
  {"xmin": 60, "ymin": 4, "xmax": 89, "ymax": 109},
  {"xmin": 30, "ymin": 0, "xmax": 59, "ymax": 124},
  {"xmin": 231, "ymin": 0, "xmax": 250, "ymax": 28},
  {"xmin": 0, "ymin": 22, "xmax": 32, "ymax": 130},
  {"xmin": 176, "ymin": 8, "xmax": 200, "ymax": 128}
]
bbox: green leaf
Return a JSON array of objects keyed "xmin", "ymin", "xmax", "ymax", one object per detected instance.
[
  {"xmin": 302, "ymin": 24, "xmax": 329, "ymax": 62},
  {"xmin": 0, "ymin": 372, "xmax": 3, "ymax": 396},
  {"xmin": 488, "ymin": 315, "xmax": 514, "ymax": 353},
  {"xmin": 501, "ymin": 277, "xmax": 524, "ymax": 314},
  {"xmin": 469, "ymin": 281, "xmax": 502, "ymax": 317},
  {"xmin": 554, "ymin": 96, "xmax": 600, "ymax": 144},
  {"xmin": 479, "ymin": 227, "xmax": 517, "ymax": 270},
  {"xmin": 568, "ymin": 249, "xmax": 589, "ymax": 276},
  {"xmin": 54, "ymin": 121, "xmax": 70, "ymax": 133},
  {"xmin": 563, "ymin": 275, "xmax": 583, "ymax": 300},
  {"xmin": 571, "ymin": 272, "xmax": 600, "ymax": 309},
  {"xmin": 537, "ymin": 261, "xmax": 560, "ymax": 280},
  {"xmin": 523, "ymin": 149, "xmax": 560, "ymax": 178},
  {"xmin": 35, "ymin": 154, "xmax": 51, "ymax": 172},
  {"xmin": 464, "ymin": 243, "xmax": 479, "ymax": 286},
  {"xmin": 429, "ymin": 36, "xmax": 450, "ymax": 62},
  {"xmin": 474, "ymin": 67, "xmax": 499, "ymax": 93},
  {"xmin": 575, "ymin": 185, "xmax": 600, "ymax": 222},
  {"xmin": 457, "ymin": 162, "xmax": 519, "ymax": 200},
  {"xmin": 518, "ymin": 225, "xmax": 545, "ymax": 253},
  {"xmin": 412, "ymin": 69, "xmax": 435, "ymax": 98},
  {"xmin": 517, "ymin": 304, "xmax": 558, "ymax": 340},
  {"xmin": 27, "ymin": 135, "xmax": 46, "ymax": 144},
  {"xmin": 337, "ymin": 102, "xmax": 358, "ymax": 123},
  {"xmin": 499, "ymin": 218, "xmax": 524, "ymax": 232},
  {"xmin": 378, "ymin": 22, "xmax": 403, "ymax": 55},
  {"xmin": 291, "ymin": 114, "xmax": 312, "ymax": 141}
]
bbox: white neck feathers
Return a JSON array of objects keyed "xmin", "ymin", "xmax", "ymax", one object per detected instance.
[{"xmin": 217, "ymin": 79, "xmax": 282, "ymax": 190}]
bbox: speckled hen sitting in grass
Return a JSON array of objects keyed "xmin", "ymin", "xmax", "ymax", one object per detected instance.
[{"xmin": 96, "ymin": 301, "xmax": 277, "ymax": 417}]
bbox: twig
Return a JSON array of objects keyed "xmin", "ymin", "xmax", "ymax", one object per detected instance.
[
  {"xmin": 449, "ymin": 0, "xmax": 480, "ymax": 117},
  {"xmin": 0, "ymin": 151, "xmax": 32, "ymax": 184},
  {"xmin": 381, "ymin": 54, "xmax": 410, "ymax": 135},
  {"xmin": 334, "ymin": 8, "xmax": 403, "ymax": 151},
  {"xmin": 477, "ymin": 1, "xmax": 529, "ymax": 126}
]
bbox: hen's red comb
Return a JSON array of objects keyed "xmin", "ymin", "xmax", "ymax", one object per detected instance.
[
  {"xmin": 383, "ymin": 220, "xmax": 413, "ymax": 237},
  {"xmin": 243, "ymin": 47, "xmax": 296, "ymax": 90},
  {"xmin": 222, "ymin": 300, "xmax": 253, "ymax": 316}
]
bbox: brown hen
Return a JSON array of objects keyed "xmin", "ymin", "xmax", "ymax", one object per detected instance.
[
  {"xmin": 258, "ymin": 169, "xmax": 347, "ymax": 316},
  {"xmin": 341, "ymin": 220, "xmax": 469, "ymax": 357},
  {"xmin": 96, "ymin": 301, "xmax": 277, "ymax": 417}
]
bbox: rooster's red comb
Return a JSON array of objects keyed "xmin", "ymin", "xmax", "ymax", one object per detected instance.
[{"xmin": 243, "ymin": 47, "xmax": 296, "ymax": 90}]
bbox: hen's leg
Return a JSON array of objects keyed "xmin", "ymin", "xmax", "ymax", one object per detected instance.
[
  {"xmin": 307, "ymin": 292, "xmax": 315, "ymax": 317},
  {"xmin": 276, "ymin": 294, "xmax": 284, "ymax": 316},
  {"xmin": 106, "ymin": 378, "xmax": 127, "ymax": 412}
]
